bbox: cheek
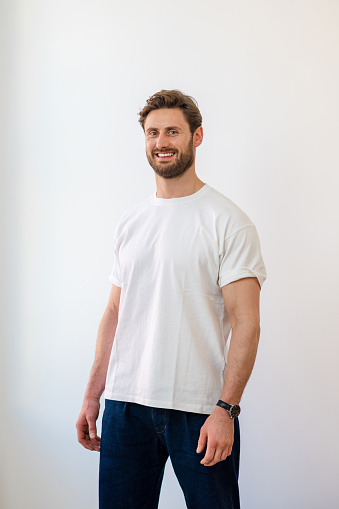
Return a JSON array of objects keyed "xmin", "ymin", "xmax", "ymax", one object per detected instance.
[{"xmin": 146, "ymin": 141, "xmax": 155, "ymax": 154}]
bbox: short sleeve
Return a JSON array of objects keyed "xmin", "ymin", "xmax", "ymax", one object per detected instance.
[
  {"xmin": 108, "ymin": 234, "xmax": 123, "ymax": 287},
  {"xmin": 218, "ymin": 225, "xmax": 267, "ymax": 289}
]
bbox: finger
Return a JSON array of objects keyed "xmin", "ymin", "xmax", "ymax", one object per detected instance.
[
  {"xmin": 200, "ymin": 443, "xmax": 216, "ymax": 465},
  {"xmin": 87, "ymin": 415, "xmax": 98, "ymax": 440},
  {"xmin": 90, "ymin": 442, "xmax": 100, "ymax": 452},
  {"xmin": 78, "ymin": 433, "xmax": 101, "ymax": 452},
  {"xmin": 78, "ymin": 436, "xmax": 95, "ymax": 451},
  {"xmin": 84, "ymin": 438, "xmax": 100, "ymax": 452},
  {"xmin": 91, "ymin": 436, "xmax": 101, "ymax": 449},
  {"xmin": 76, "ymin": 416, "xmax": 88, "ymax": 436},
  {"xmin": 76, "ymin": 425, "xmax": 88, "ymax": 443},
  {"xmin": 221, "ymin": 449, "xmax": 228, "ymax": 461},
  {"xmin": 203, "ymin": 447, "xmax": 223, "ymax": 467},
  {"xmin": 77, "ymin": 420, "xmax": 101, "ymax": 449},
  {"xmin": 196, "ymin": 429, "xmax": 207, "ymax": 454}
]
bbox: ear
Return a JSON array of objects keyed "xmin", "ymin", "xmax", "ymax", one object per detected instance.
[{"xmin": 193, "ymin": 126, "xmax": 203, "ymax": 148}]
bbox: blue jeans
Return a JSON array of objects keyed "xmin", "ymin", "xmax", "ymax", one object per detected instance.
[{"xmin": 99, "ymin": 400, "xmax": 240, "ymax": 509}]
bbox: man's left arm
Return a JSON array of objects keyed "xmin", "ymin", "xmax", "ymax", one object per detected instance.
[{"xmin": 196, "ymin": 276, "xmax": 261, "ymax": 466}]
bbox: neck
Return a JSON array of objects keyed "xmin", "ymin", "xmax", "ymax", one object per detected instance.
[{"xmin": 155, "ymin": 173, "xmax": 205, "ymax": 199}]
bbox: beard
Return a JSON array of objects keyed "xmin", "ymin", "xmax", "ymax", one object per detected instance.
[{"xmin": 146, "ymin": 137, "xmax": 195, "ymax": 180}]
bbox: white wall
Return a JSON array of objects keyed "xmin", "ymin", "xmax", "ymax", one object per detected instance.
[{"xmin": 2, "ymin": 1, "xmax": 339, "ymax": 508}]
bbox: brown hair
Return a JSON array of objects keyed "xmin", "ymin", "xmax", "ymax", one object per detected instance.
[{"xmin": 138, "ymin": 89, "xmax": 202, "ymax": 135}]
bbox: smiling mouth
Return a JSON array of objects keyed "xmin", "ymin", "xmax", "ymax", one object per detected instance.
[{"xmin": 155, "ymin": 152, "xmax": 175, "ymax": 159}]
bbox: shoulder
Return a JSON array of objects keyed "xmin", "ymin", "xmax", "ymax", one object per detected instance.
[
  {"xmin": 113, "ymin": 193, "xmax": 153, "ymax": 236},
  {"xmin": 205, "ymin": 185, "xmax": 254, "ymax": 235}
]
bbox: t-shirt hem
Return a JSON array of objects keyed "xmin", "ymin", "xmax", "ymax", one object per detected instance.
[
  {"xmin": 103, "ymin": 390, "xmax": 216, "ymax": 415},
  {"xmin": 108, "ymin": 275, "xmax": 123, "ymax": 287},
  {"xmin": 219, "ymin": 270, "xmax": 266, "ymax": 289}
]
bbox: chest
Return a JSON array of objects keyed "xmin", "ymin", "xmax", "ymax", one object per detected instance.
[{"xmin": 118, "ymin": 208, "xmax": 222, "ymax": 293}]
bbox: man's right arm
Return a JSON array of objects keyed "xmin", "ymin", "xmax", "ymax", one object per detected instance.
[{"xmin": 76, "ymin": 284, "xmax": 121, "ymax": 451}]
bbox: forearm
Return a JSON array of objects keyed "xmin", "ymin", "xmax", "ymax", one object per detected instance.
[
  {"xmin": 220, "ymin": 320, "xmax": 260, "ymax": 405},
  {"xmin": 197, "ymin": 278, "xmax": 261, "ymax": 466},
  {"xmin": 84, "ymin": 307, "xmax": 119, "ymax": 401},
  {"xmin": 76, "ymin": 304, "xmax": 119, "ymax": 450}
]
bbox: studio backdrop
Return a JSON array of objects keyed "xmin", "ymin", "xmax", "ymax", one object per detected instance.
[{"xmin": 1, "ymin": 1, "xmax": 338, "ymax": 508}]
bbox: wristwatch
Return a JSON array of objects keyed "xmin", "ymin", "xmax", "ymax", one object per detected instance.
[{"xmin": 216, "ymin": 400, "xmax": 241, "ymax": 419}]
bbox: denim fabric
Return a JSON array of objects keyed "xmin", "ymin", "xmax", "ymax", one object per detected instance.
[{"xmin": 99, "ymin": 400, "xmax": 240, "ymax": 509}]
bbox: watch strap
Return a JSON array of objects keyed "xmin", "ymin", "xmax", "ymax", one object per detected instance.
[{"xmin": 216, "ymin": 400, "xmax": 232, "ymax": 411}]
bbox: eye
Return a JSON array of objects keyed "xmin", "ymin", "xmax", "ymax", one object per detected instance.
[
  {"xmin": 168, "ymin": 130, "xmax": 178, "ymax": 135},
  {"xmin": 148, "ymin": 131, "xmax": 157, "ymax": 137}
]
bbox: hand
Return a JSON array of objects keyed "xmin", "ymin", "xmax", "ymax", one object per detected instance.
[
  {"xmin": 76, "ymin": 398, "xmax": 101, "ymax": 452},
  {"xmin": 196, "ymin": 406, "xmax": 234, "ymax": 466}
]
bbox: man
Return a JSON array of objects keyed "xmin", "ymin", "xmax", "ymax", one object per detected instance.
[{"xmin": 76, "ymin": 89, "xmax": 267, "ymax": 509}]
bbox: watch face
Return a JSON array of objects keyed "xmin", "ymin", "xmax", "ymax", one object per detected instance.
[{"xmin": 230, "ymin": 405, "xmax": 241, "ymax": 418}]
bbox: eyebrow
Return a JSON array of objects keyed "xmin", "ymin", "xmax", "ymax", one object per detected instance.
[{"xmin": 145, "ymin": 125, "xmax": 183, "ymax": 133}]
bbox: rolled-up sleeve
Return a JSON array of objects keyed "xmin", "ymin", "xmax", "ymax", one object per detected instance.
[{"xmin": 218, "ymin": 225, "xmax": 267, "ymax": 289}]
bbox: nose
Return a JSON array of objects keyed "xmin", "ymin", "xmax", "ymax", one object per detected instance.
[{"xmin": 155, "ymin": 132, "xmax": 170, "ymax": 150}]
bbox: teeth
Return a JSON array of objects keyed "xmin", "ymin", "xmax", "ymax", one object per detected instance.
[{"xmin": 157, "ymin": 153, "xmax": 174, "ymax": 157}]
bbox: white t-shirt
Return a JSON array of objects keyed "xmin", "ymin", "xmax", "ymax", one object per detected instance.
[{"xmin": 104, "ymin": 183, "xmax": 267, "ymax": 414}]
